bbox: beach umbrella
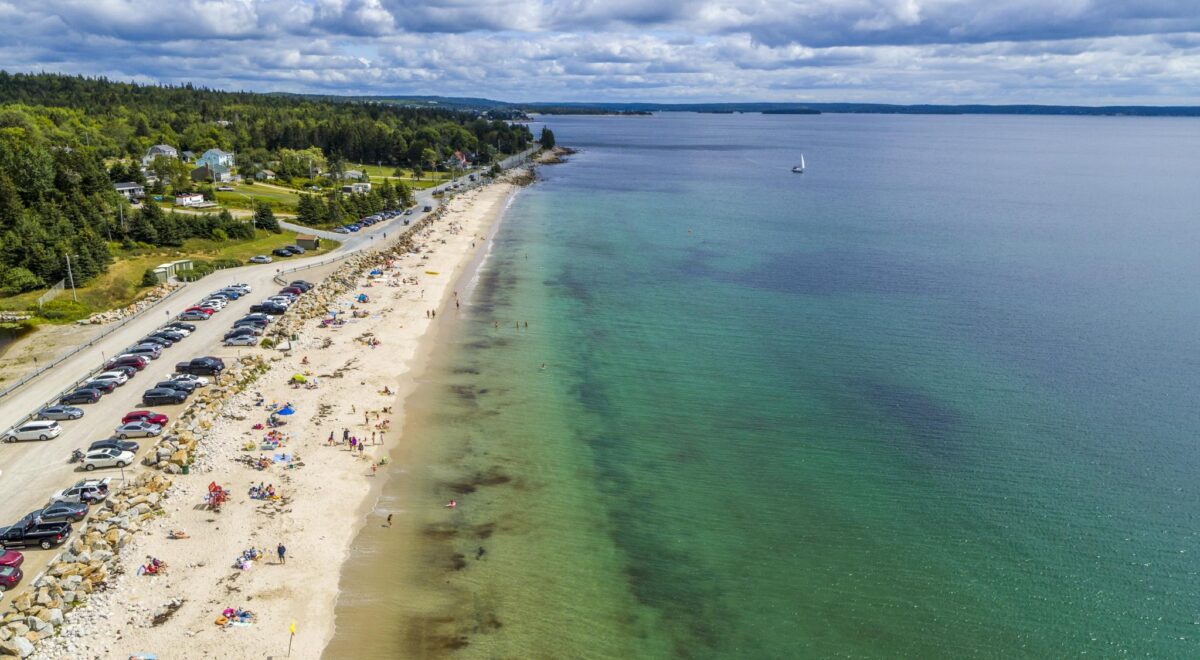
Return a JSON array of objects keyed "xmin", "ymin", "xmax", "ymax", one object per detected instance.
[
  {"xmin": 290, "ymin": 374, "xmax": 307, "ymax": 383},
  {"xmin": 277, "ymin": 406, "xmax": 296, "ymax": 416}
]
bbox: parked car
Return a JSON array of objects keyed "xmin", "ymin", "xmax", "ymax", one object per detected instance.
[
  {"xmin": 423, "ymin": 205, "xmax": 432, "ymax": 212},
  {"xmin": 114, "ymin": 421, "xmax": 162, "ymax": 439},
  {"xmin": 3, "ymin": 420, "xmax": 62, "ymax": 443},
  {"xmin": 226, "ymin": 326, "xmax": 263, "ymax": 338},
  {"xmin": 347, "ymin": 224, "xmax": 361, "ymax": 232},
  {"xmin": 175, "ymin": 357, "xmax": 225, "ymax": 375},
  {"xmin": 164, "ymin": 322, "xmax": 196, "ymax": 333},
  {"xmin": 288, "ymin": 245, "xmax": 306, "ymax": 254},
  {"xmin": 233, "ymin": 319, "xmax": 268, "ymax": 331},
  {"xmin": 36, "ymin": 405, "xmax": 84, "ymax": 421},
  {"xmin": 106, "ymin": 355, "xmax": 148, "ymax": 371},
  {"xmin": 0, "ymin": 550, "xmax": 23, "ymax": 569},
  {"xmin": 224, "ymin": 335, "xmax": 258, "ymax": 347},
  {"xmin": 92, "ymin": 370, "xmax": 129, "ymax": 385},
  {"xmin": 240, "ymin": 313, "xmax": 272, "ymax": 323},
  {"xmin": 51, "ymin": 479, "xmax": 110, "ymax": 505},
  {"xmin": 22, "ymin": 501, "xmax": 88, "ymax": 525},
  {"xmin": 183, "ymin": 306, "xmax": 215, "ymax": 316},
  {"xmin": 150, "ymin": 330, "xmax": 186, "ymax": 343},
  {"xmin": 82, "ymin": 378, "xmax": 118, "ymax": 394},
  {"xmin": 249, "ymin": 303, "xmax": 286, "ymax": 315},
  {"xmin": 0, "ymin": 521, "xmax": 71, "ymax": 551},
  {"xmin": 265, "ymin": 296, "xmax": 293, "ymax": 307},
  {"xmin": 271, "ymin": 248, "xmax": 292, "ymax": 258},
  {"xmin": 105, "ymin": 365, "xmax": 139, "ymax": 379},
  {"xmin": 156, "ymin": 379, "xmax": 197, "ymax": 394},
  {"xmin": 122, "ymin": 347, "xmax": 161, "ymax": 362},
  {"xmin": 122, "ymin": 411, "xmax": 169, "ymax": 427},
  {"xmin": 178, "ymin": 310, "xmax": 210, "ymax": 321},
  {"xmin": 0, "ymin": 565, "xmax": 23, "ymax": 592},
  {"xmin": 333, "ymin": 226, "xmax": 351, "ymax": 234},
  {"xmin": 280, "ymin": 286, "xmax": 304, "ymax": 296},
  {"xmin": 200, "ymin": 298, "xmax": 227, "ymax": 310},
  {"xmin": 289, "ymin": 280, "xmax": 313, "ymax": 292},
  {"xmin": 137, "ymin": 335, "xmax": 173, "ymax": 348},
  {"xmin": 168, "ymin": 373, "xmax": 209, "ymax": 387},
  {"xmin": 142, "ymin": 388, "xmax": 187, "ymax": 406},
  {"xmin": 249, "ymin": 255, "xmax": 273, "ymax": 264},
  {"xmin": 81, "ymin": 448, "xmax": 135, "ymax": 471},
  {"xmin": 89, "ymin": 438, "xmax": 140, "ymax": 453},
  {"xmin": 60, "ymin": 389, "xmax": 102, "ymax": 405}
]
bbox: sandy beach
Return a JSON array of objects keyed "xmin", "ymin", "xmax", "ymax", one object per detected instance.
[{"xmin": 26, "ymin": 173, "xmax": 524, "ymax": 660}]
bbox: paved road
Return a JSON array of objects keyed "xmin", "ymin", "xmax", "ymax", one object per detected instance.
[{"xmin": 0, "ymin": 148, "xmax": 535, "ymax": 586}]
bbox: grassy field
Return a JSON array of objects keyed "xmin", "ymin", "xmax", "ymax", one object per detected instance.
[
  {"xmin": 0, "ymin": 229, "xmax": 336, "ymax": 320},
  {"xmin": 347, "ymin": 163, "xmax": 454, "ymax": 190},
  {"xmin": 214, "ymin": 182, "xmax": 301, "ymax": 213}
]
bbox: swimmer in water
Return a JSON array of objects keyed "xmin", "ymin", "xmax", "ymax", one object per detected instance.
[
  {"xmin": 446, "ymin": 500, "xmax": 457, "ymax": 509},
  {"xmin": 539, "ymin": 363, "xmax": 546, "ymax": 370}
]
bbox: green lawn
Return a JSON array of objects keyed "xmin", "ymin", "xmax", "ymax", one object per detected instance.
[
  {"xmin": 214, "ymin": 182, "xmax": 301, "ymax": 213},
  {"xmin": 0, "ymin": 229, "xmax": 336, "ymax": 319},
  {"xmin": 347, "ymin": 163, "xmax": 454, "ymax": 190}
]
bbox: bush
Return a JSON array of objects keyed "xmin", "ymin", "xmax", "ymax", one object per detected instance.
[
  {"xmin": 38, "ymin": 298, "xmax": 90, "ymax": 320},
  {"xmin": 0, "ymin": 267, "xmax": 42, "ymax": 295},
  {"xmin": 260, "ymin": 337, "xmax": 276, "ymax": 349},
  {"xmin": 141, "ymin": 268, "xmax": 161, "ymax": 287},
  {"xmin": 213, "ymin": 258, "xmax": 241, "ymax": 270},
  {"xmin": 210, "ymin": 227, "xmax": 228, "ymax": 242}
]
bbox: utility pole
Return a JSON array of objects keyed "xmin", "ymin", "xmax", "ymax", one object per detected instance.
[{"xmin": 65, "ymin": 254, "xmax": 77, "ymax": 302}]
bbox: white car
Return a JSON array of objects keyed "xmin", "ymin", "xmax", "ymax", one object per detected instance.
[
  {"xmin": 51, "ymin": 478, "xmax": 111, "ymax": 504},
  {"xmin": 113, "ymin": 421, "xmax": 162, "ymax": 439},
  {"xmin": 265, "ymin": 297, "xmax": 293, "ymax": 307},
  {"xmin": 91, "ymin": 371, "xmax": 129, "ymax": 386},
  {"xmin": 230, "ymin": 283, "xmax": 252, "ymax": 293},
  {"xmin": 3, "ymin": 420, "xmax": 62, "ymax": 442},
  {"xmin": 161, "ymin": 325, "xmax": 191, "ymax": 336},
  {"xmin": 81, "ymin": 448, "xmax": 135, "ymax": 471},
  {"xmin": 201, "ymin": 298, "xmax": 228, "ymax": 310},
  {"xmin": 169, "ymin": 373, "xmax": 209, "ymax": 387},
  {"xmin": 224, "ymin": 335, "xmax": 259, "ymax": 346}
]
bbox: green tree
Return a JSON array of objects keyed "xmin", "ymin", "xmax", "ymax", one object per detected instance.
[
  {"xmin": 539, "ymin": 127, "xmax": 556, "ymax": 149},
  {"xmin": 253, "ymin": 202, "xmax": 280, "ymax": 233}
]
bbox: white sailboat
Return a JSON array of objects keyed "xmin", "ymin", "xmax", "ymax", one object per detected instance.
[{"xmin": 792, "ymin": 153, "xmax": 806, "ymax": 173}]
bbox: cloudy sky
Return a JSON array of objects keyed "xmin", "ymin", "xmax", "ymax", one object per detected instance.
[{"xmin": 2, "ymin": 0, "xmax": 1198, "ymax": 104}]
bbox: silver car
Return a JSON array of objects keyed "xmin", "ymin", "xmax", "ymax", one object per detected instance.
[
  {"xmin": 37, "ymin": 406, "xmax": 84, "ymax": 421},
  {"xmin": 113, "ymin": 421, "xmax": 162, "ymax": 439},
  {"xmin": 224, "ymin": 335, "xmax": 258, "ymax": 346},
  {"xmin": 82, "ymin": 448, "xmax": 135, "ymax": 471}
]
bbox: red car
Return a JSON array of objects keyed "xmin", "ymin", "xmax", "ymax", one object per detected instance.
[
  {"xmin": 106, "ymin": 355, "xmax": 149, "ymax": 371},
  {"xmin": 122, "ymin": 411, "xmax": 169, "ymax": 426},
  {"xmin": 184, "ymin": 306, "xmax": 214, "ymax": 315},
  {"xmin": 0, "ymin": 550, "xmax": 23, "ymax": 569},
  {"xmin": 0, "ymin": 565, "xmax": 22, "ymax": 593}
]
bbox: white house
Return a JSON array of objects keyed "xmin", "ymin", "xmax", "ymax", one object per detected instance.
[
  {"xmin": 142, "ymin": 144, "xmax": 179, "ymax": 167},
  {"xmin": 113, "ymin": 182, "xmax": 145, "ymax": 200},
  {"xmin": 174, "ymin": 193, "xmax": 206, "ymax": 207},
  {"xmin": 341, "ymin": 183, "xmax": 371, "ymax": 194}
]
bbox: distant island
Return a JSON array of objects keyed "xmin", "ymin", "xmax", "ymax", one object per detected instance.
[{"xmin": 322, "ymin": 95, "xmax": 1200, "ymax": 118}]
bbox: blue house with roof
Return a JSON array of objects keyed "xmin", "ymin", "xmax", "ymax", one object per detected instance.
[{"xmin": 196, "ymin": 148, "xmax": 234, "ymax": 170}]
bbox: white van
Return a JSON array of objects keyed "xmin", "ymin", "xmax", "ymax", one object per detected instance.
[{"xmin": 3, "ymin": 420, "xmax": 63, "ymax": 442}]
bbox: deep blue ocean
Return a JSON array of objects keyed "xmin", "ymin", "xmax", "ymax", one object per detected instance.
[{"xmin": 330, "ymin": 112, "xmax": 1200, "ymax": 658}]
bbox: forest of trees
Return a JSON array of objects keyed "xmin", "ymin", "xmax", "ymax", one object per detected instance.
[{"xmin": 0, "ymin": 72, "xmax": 533, "ymax": 295}]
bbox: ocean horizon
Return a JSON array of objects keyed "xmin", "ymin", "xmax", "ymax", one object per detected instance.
[{"xmin": 328, "ymin": 112, "xmax": 1200, "ymax": 658}]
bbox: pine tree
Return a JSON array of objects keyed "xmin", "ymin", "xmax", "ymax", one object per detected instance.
[{"xmin": 253, "ymin": 202, "xmax": 280, "ymax": 233}]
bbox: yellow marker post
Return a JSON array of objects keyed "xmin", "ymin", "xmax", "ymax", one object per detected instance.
[{"xmin": 288, "ymin": 621, "xmax": 296, "ymax": 656}]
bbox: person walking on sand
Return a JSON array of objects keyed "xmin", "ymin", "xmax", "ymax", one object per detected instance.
[
  {"xmin": 277, "ymin": 543, "xmax": 287, "ymax": 565},
  {"xmin": 387, "ymin": 514, "xmax": 393, "ymax": 527},
  {"xmin": 343, "ymin": 428, "xmax": 349, "ymax": 442}
]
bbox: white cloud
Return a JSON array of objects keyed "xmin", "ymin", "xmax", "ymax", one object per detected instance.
[{"xmin": 0, "ymin": 0, "xmax": 1196, "ymax": 103}]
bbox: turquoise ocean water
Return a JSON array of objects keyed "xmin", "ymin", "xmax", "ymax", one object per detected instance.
[{"xmin": 328, "ymin": 113, "xmax": 1200, "ymax": 658}]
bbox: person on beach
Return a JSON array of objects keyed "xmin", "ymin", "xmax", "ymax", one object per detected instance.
[
  {"xmin": 350, "ymin": 437, "xmax": 357, "ymax": 451},
  {"xmin": 445, "ymin": 500, "xmax": 457, "ymax": 509},
  {"xmin": 387, "ymin": 514, "xmax": 393, "ymax": 527},
  {"xmin": 343, "ymin": 428, "xmax": 349, "ymax": 442},
  {"xmin": 277, "ymin": 543, "xmax": 286, "ymax": 565}
]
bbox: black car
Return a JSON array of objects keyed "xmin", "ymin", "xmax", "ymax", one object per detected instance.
[
  {"xmin": 88, "ymin": 438, "xmax": 140, "ymax": 453},
  {"xmin": 156, "ymin": 379, "xmax": 197, "ymax": 393},
  {"xmin": 153, "ymin": 330, "xmax": 186, "ymax": 342},
  {"xmin": 106, "ymin": 365, "xmax": 139, "ymax": 379},
  {"xmin": 165, "ymin": 321, "xmax": 196, "ymax": 333},
  {"xmin": 225, "ymin": 327, "xmax": 261, "ymax": 339},
  {"xmin": 249, "ymin": 303, "xmax": 287, "ymax": 315},
  {"xmin": 271, "ymin": 247, "xmax": 293, "ymax": 258},
  {"xmin": 142, "ymin": 388, "xmax": 187, "ymax": 405},
  {"xmin": 138, "ymin": 335, "xmax": 173, "ymax": 348},
  {"xmin": 175, "ymin": 357, "xmax": 225, "ymax": 375},
  {"xmin": 22, "ymin": 501, "xmax": 88, "ymax": 525},
  {"xmin": 85, "ymin": 379, "xmax": 117, "ymax": 394},
  {"xmin": 61, "ymin": 389, "xmax": 102, "ymax": 405},
  {"xmin": 0, "ymin": 520, "xmax": 72, "ymax": 550},
  {"xmin": 289, "ymin": 280, "xmax": 313, "ymax": 292},
  {"xmin": 234, "ymin": 318, "xmax": 269, "ymax": 329}
]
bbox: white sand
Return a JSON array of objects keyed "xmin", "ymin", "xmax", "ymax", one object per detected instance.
[{"xmin": 40, "ymin": 178, "xmax": 520, "ymax": 660}]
